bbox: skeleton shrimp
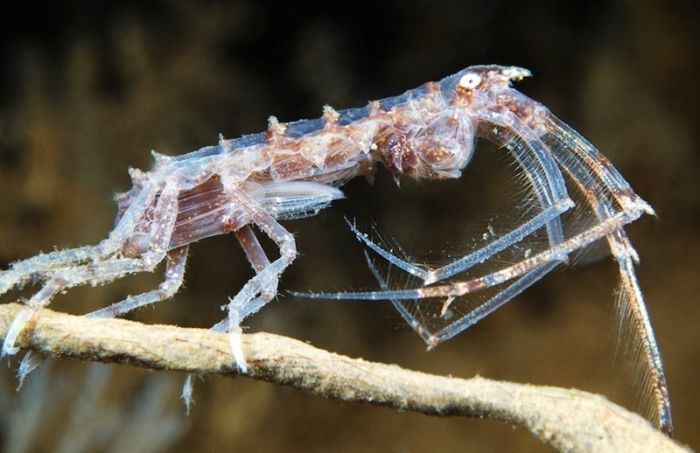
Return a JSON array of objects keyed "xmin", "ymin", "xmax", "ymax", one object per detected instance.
[{"xmin": 0, "ymin": 65, "xmax": 671, "ymax": 435}]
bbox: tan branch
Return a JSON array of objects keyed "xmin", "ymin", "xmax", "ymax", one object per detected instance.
[{"xmin": 0, "ymin": 303, "xmax": 687, "ymax": 452}]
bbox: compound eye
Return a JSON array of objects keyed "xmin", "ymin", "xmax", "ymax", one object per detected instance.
[{"xmin": 458, "ymin": 72, "xmax": 482, "ymax": 90}]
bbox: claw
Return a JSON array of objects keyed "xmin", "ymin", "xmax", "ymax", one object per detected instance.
[
  {"xmin": 228, "ymin": 328, "xmax": 248, "ymax": 373},
  {"xmin": 2, "ymin": 308, "xmax": 34, "ymax": 357},
  {"xmin": 225, "ymin": 303, "xmax": 249, "ymax": 373}
]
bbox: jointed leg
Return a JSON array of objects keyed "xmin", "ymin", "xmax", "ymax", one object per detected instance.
[
  {"xmin": 346, "ymin": 198, "xmax": 570, "ymax": 285},
  {"xmin": 0, "ymin": 178, "xmax": 162, "ymax": 304},
  {"xmin": 2, "ymin": 184, "xmax": 180, "ymax": 357},
  {"xmin": 479, "ymin": 106, "xmax": 571, "ymax": 248},
  {"xmin": 15, "ymin": 248, "xmax": 184, "ymax": 387},
  {"xmin": 221, "ymin": 187, "xmax": 298, "ymax": 372},
  {"xmin": 179, "ymin": 225, "xmax": 274, "ymax": 411},
  {"xmin": 225, "ymin": 241, "xmax": 295, "ymax": 371},
  {"xmin": 3, "ymin": 178, "xmax": 161, "ymax": 296},
  {"xmin": 0, "ymin": 246, "xmax": 100, "ymax": 296},
  {"xmin": 297, "ymin": 209, "xmax": 634, "ymax": 303},
  {"xmin": 86, "ymin": 246, "xmax": 189, "ymax": 319},
  {"xmin": 539, "ymin": 118, "xmax": 673, "ymax": 434},
  {"xmin": 355, "ymin": 104, "xmax": 671, "ymax": 432},
  {"xmin": 537, "ymin": 112, "xmax": 654, "ymax": 216},
  {"xmin": 354, "ymin": 114, "xmax": 670, "ymax": 432},
  {"xmin": 14, "ymin": 249, "xmax": 186, "ymax": 387},
  {"xmin": 235, "ymin": 225, "xmax": 279, "ymax": 316},
  {"xmin": 305, "ymin": 94, "xmax": 669, "ymax": 432},
  {"xmin": 2, "ymin": 257, "xmax": 145, "ymax": 355},
  {"xmin": 364, "ymin": 249, "xmax": 559, "ymax": 347},
  {"xmin": 344, "ymin": 105, "xmax": 574, "ymax": 286},
  {"xmin": 84, "ymin": 185, "xmax": 183, "ymax": 319}
]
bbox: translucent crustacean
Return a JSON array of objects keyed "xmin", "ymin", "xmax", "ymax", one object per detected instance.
[{"xmin": 0, "ymin": 65, "xmax": 671, "ymax": 434}]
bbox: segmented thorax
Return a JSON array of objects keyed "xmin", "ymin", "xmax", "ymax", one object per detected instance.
[
  {"xmin": 370, "ymin": 65, "xmax": 534, "ymax": 180},
  {"xmin": 113, "ymin": 65, "xmax": 536, "ymax": 256},
  {"xmin": 373, "ymin": 98, "xmax": 475, "ymax": 179}
]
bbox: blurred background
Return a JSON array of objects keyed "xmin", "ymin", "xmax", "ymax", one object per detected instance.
[{"xmin": 0, "ymin": 0, "xmax": 697, "ymax": 451}]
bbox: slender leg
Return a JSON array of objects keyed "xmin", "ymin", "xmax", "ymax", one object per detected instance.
[
  {"xmin": 230, "ymin": 216, "xmax": 295, "ymax": 318},
  {"xmin": 0, "ymin": 246, "xmax": 100, "ymax": 296},
  {"xmin": 14, "ymin": 248, "xmax": 182, "ymax": 383},
  {"xmin": 343, "ymin": 105, "xmax": 574, "ymax": 286},
  {"xmin": 2, "ymin": 257, "xmax": 145, "ymax": 356},
  {"xmin": 4, "ymin": 178, "xmax": 160, "ymax": 297},
  {"xmin": 478, "ymin": 106, "xmax": 570, "ymax": 248},
  {"xmin": 2, "ymin": 185, "xmax": 180, "ymax": 357},
  {"xmin": 87, "ymin": 186, "xmax": 183, "ymax": 319},
  {"xmin": 363, "ymin": 249, "xmax": 559, "ymax": 347},
  {"xmin": 334, "ymin": 104, "xmax": 672, "ymax": 434},
  {"xmin": 222, "ymin": 186, "xmax": 298, "ymax": 372},
  {"xmin": 537, "ymin": 114, "xmax": 672, "ymax": 434},
  {"xmin": 236, "ymin": 225, "xmax": 271, "ymax": 273},
  {"xmin": 180, "ymin": 225, "xmax": 275, "ymax": 410},
  {"xmin": 86, "ymin": 246, "xmax": 189, "ymax": 319},
  {"xmin": 345, "ymin": 198, "xmax": 570, "ymax": 284},
  {"xmin": 235, "ymin": 225, "xmax": 283, "ymax": 319},
  {"xmin": 295, "ymin": 209, "xmax": 636, "ymax": 304}
]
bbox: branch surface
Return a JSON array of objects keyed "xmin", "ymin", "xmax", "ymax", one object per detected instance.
[{"xmin": 0, "ymin": 303, "xmax": 687, "ymax": 452}]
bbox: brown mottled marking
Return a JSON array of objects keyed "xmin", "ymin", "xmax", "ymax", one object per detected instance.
[{"xmin": 270, "ymin": 154, "xmax": 316, "ymax": 180}]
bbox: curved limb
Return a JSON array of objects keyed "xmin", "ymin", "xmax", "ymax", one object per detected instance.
[
  {"xmin": 0, "ymin": 178, "xmax": 161, "ymax": 304},
  {"xmin": 0, "ymin": 246, "xmax": 100, "ymax": 297},
  {"xmin": 180, "ymin": 225, "xmax": 276, "ymax": 410},
  {"xmin": 3, "ymin": 184, "xmax": 180, "ymax": 357},
  {"xmin": 2, "ymin": 257, "xmax": 145, "ymax": 356},
  {"xmin": 492, "ymin": 92, "xmax": 669, "ymax": 431},
  {"xmin": 538, "ymin": 112, "xmax": 654, "ymax": 217},
  {"xmin": 86, "ymin": 246, "xmax": 189, "ymax": 319},
  {"xmin": 219, "ymin": 184, "xmax": 298, "ymax": 372},
  {"xmin": 293, "ymin": 210, "xmax": 634, "ymax": 302},
  {"xmin": 235, "ymin": 225, "xmax": 278, "ymax": 314},
  {"xmin": 535, "ymin": 113, "xmax": 672, "ymax": 434},
  {"xmin": 343, "ymin": 105, "xmax": 574, "ymax": 287},
  {"xmin": 477, "ymin": 105, "xmax": 570, "ymax": 249},
  {"xmin": 364, "ymin": 249, "xmax": 559, "ymax": 347}
]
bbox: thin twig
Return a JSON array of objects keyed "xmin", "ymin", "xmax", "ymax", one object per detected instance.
[{"xmin": 0, "ymin": 303, "xmax": 687, "ymax": 452}]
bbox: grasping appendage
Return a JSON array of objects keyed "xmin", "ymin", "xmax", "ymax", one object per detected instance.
[{"xmin": 0, "ymin": 65, "xmax": 671, "ymax": 435}]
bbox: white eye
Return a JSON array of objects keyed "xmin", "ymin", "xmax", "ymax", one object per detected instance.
[{"xmin": 458, "ymin": 72, "xmax": 481, "ymax": 89}]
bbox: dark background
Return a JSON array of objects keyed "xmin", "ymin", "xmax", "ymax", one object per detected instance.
[{"xmin": 0, "ymin": 1, "xmax": 697, "ymax": 451}]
